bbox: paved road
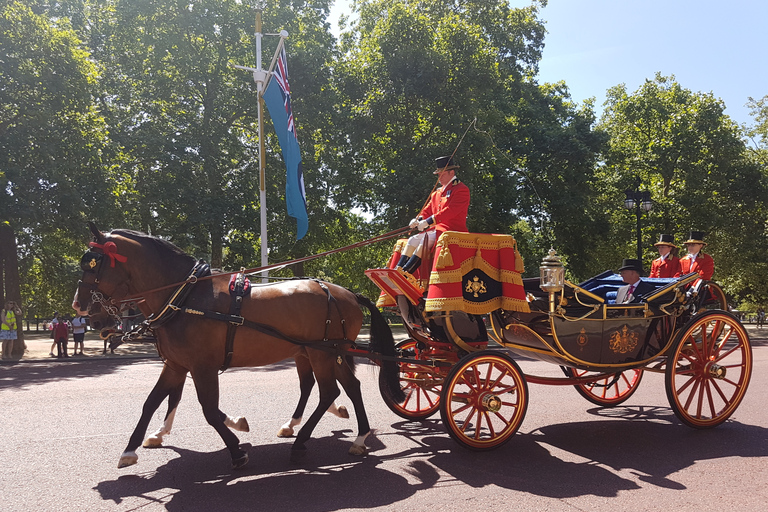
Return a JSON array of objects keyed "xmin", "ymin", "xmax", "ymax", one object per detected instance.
[{"xmin": 1, "ymin": 326, "xmax": 767, "ymax": 511}]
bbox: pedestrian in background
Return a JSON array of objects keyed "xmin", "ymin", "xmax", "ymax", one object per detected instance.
[
  {"xmin": 1, "ymin": 300, "xmax": 22, "ymax": 359},
  {"xmin": 71, "ymin": 314, "xmax": 87, "ymax": 355},
  {"xmin": 53, "ymin": 315, "xmax": 71, "ymax": 358},
  {"xmin": 49, "ymin": 311, "xmax": 60, "ymax": 357}
]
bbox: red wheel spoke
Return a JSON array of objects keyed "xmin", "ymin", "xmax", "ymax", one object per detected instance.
[
  {"xmin": 715, "ymin": 342, "xmax": 743, "ymax": 363},
  {"xmin": 482, "ymin": 411, "xmax": 496, "ymax": 437},
  {"xmin": 472, "ymin": 409, "xmax": 482, "ymax": 439},
  {"xmin": 681, "ymin": 377, "xmax": 701, "ymax": 410},
  {"xmin": 704, "ymin": 380, "xmax": 716, "ymax": 419},
  {"xmin": 489, "ymin": 366, "xmax": 509, "ymax": 390},
  {"xmin": 493, "ymin": 384, "xmax": 518, "ymax": 395},
  {"xmin": 709, "ymin": 378, "xmax": 730, "ymax": 404},
  {"xmin": 695, "ymin": 377, "xmax": 705, "ymax": 418}
]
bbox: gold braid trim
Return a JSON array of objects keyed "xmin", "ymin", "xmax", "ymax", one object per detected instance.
[
  {"xmin": 425, "ymin": 296, "xmax": 530, "ymax": 315},
  {"xmin": 429, "ymin": 262, "xmax": 525, "ymax": 286}
]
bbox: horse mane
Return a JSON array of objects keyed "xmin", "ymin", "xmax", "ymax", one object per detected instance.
[{"xmin": 110, "ymin": 229, "xmax": 195, "ymax": 262}]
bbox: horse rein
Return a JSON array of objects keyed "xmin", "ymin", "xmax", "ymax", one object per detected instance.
[{"xmin": 96, "ymin": 225, "xmax": 412, "ymax": 307}]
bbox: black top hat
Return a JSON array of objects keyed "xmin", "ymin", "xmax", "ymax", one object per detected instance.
[
  {"xmin": 683, "ymin": 230, "xmax": 707, "ymax": 246},
  {"xmin": 434, "ymin": 155, "xmax": 459, "ymax": 174},
  {"xmin": 653, "ymin": 234, "xmax": 677, "ymax": 247},
  {"xmin": 618, "ymin": 258, "xmax": 644, "ymax": 273}
]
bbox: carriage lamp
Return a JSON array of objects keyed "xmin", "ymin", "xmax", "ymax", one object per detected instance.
[{"xmin": 540, "ymin": 249, "xmax": 565, "ymax": 294}]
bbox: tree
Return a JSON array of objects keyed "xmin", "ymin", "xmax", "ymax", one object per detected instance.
[
  {"xmin": 598, "ymin": 74, "xmax": 768, "ymax": 302},
  {"xmin": 333, "ymin": 0, "xmax": 605, "ymax": 278},
  {"xmin": 1, "ymin": 1, "xmax": 113, "ymax": 324}
]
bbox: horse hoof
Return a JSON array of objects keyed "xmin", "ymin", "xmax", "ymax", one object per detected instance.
[
  {"xmin": 231, "ymin": 452, "xmax": 249, "ymax": 470},
  {"xmin": 277, "ymin": 426, "xmax": 294, "ymax": 438},
  {"xmin": 349, "ymin": 444, "xmax": 368, "ymax": 456},
  {"xmin": 117, "ymin": 452, "xmax": 138, "ymax": 468},
  {"xmin": 143, "ymin": 435, "xmax": 163, "ymax": 448},
  {"xmin": 337, "ymin": 405, "xmax": 350, "ymax": 419}
]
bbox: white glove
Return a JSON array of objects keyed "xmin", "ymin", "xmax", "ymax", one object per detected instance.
[
  {"xmin": 418, "ymin": 219, "xmax": 430, "ymax": 231},
  {"xmin": 409, "ymin": 218, "xmax": 419, "ymax": 229}
]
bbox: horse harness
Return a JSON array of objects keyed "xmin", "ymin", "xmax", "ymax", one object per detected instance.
[{"xmin": 116, "ymin": 261, "xmax": 353, "ymax": 372}]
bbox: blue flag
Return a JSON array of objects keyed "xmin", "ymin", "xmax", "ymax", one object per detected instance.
[{"xmin": 263, "ymin": 46, "xmax": 308, "ymax": 240}]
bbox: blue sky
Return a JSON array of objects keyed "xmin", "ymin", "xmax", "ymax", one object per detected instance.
[{"xmin": 329, "ymin": 0, "xmax": 767, "ymax": 126}]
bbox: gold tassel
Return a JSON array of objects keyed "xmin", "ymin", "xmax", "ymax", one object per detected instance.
[{"xmin": 435, "ymin": 238, "xmax": 453, "ymax": 269}]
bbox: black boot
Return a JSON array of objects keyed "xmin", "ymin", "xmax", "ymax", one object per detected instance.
[
  {"xmin": 402, "ymin": 255, "xmax": 422, "ymax": 274},
  {"xmin": 395, "ymin": 254, "xmax": 409, "ymax": 269}
]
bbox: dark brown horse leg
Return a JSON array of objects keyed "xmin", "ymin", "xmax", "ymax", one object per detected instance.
[
  {"xmin": 334, "ymin": 356, "xmax": 372, "ymax": 455},
  {"xmin": 191, "ymin": 369, "xmax": 248, "ymax": 469},
  {"xmin": 142, "ymin": 377, "xmax": 185, "ymax": 448},
  {"xmin": 278, "ymin": 354, "xmax": 349, "ymax": 438},
  {"xmin": 118, "ymin": 363, "xmax": 187, "ymax": 468},
  {"xmin": 278, "ymin": 354, "xmax": 316, "ymax": 437},
  {"xmin": 291, "ymin": 357, "xmax": 341, "ymax": 460}
]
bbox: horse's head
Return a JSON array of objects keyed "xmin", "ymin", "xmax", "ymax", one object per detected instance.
[{"xmin": 72, "ymin": 222, "xmax": 132, "ymax": 319}]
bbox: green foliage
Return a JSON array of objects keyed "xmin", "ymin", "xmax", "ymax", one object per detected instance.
[
  {"xmin": 1, "ymin": 1, "xmax": 116, "ymax": 316},
  {"xmin": 3, "ymin": 0, "xmax": 767, "ymax": 313},
  {"xmin": 598, "ymin": 74, "xmax": 768, "ymax": 303}
]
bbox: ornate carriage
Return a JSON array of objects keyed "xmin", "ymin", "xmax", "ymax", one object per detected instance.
[{"xmin": 366, "ymin": 231, "xmax": 750, "ymax": 451}]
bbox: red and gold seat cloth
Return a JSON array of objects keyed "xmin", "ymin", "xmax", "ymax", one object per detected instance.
[{"xmin": 425, "ymin": 231, "xmax": 529, "ymax": 314}]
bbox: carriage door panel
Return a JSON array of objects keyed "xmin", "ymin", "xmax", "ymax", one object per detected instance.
[{"xmin": 601, "ymin": 307, "xmax": 653, "ymax": 364}]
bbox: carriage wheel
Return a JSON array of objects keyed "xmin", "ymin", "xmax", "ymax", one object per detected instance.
[
  {"xmin": 439, "ymin": 350, "xmax": 528, "ymax": 451},
  {"xmin": 665, "ymin": 310, "xmax": 752, "ymax": 428},
  {"xmin": 565, "ymin": 367, "xmax": 644, "ymax": 407},
  {"xmin": 380, "ymin": 340, "xmax": 443, "ymax": 420}
]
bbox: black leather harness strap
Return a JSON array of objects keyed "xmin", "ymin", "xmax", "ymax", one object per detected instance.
[
  {"xmin": 187, "ymin": 277, "xmax": 352, "ymax": 372},
  {"xmin": 220, "ymin": 272, "xmax": 247, "ymax": 371},
  {"xmin": 316, "ymin": 280, "xmax": 348, "ymax": 342}
]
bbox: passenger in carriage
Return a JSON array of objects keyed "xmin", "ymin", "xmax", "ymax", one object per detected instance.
[
  {"xmin": 649, "ymin": 234, "xmax": 682, "ymax": 278},
  {"xmin": 680, "ymin": 230, "xmax": 715, "ymax": 281},
  {"xmin": 615, "ymin": 259, "xmax": 655, "ymax": 304},
  {"xmin": 397, "ymin": 155, "xmax": 470, "ymax": 274}
]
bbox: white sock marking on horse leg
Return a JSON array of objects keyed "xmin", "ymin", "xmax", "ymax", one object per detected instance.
[
  {"xmin": 224, "ymin": 415, "xmax": 250, "ymax": 432},
  {"xmin": 327, "ymin": 402, "xmax": 350, "ymax": 419},
  {"xmin": 349, "ymin": 429, "xmax": 374, "ymax": 456},
  {"xmin": 143, "ymin": 407, "xmax": 177, "ymax": 447},
  {"xmin": 278, "ymin": 417, "xmax": 302, "ymax": 437}
]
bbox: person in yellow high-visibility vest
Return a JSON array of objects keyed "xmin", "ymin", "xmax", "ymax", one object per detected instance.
[{"xmin": 1, "ymin": 300, "xmax": 22, "ymax": 359}]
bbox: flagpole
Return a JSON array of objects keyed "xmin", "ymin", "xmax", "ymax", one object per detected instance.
[
  {"xmin": 232, "ymin": 12, "xmax": 290, "ymax": 283},
  {"xmin": 255, "ymin": 11, "xmax": 269, "ymax": 282}
]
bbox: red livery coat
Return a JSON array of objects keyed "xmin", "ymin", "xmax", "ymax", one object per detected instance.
[
  {"xmin": 419, "ymin": 178, "xmax": 470, "ymax": 237},
  {"xmin": 649, "ymin": 255, "xmax": 682, "ymax": 278},
  {"xmin": 680, "ymin": 253, "xmax": 715, "ymax": 280}
]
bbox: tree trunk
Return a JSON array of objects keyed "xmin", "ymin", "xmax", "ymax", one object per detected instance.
[{"xmin": 0, "ymin": 223, "xmax": 25, "ymax": 357}]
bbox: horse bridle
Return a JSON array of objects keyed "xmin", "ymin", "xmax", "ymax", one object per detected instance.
[{"xmin": 79, "ymin": 243, "xmax": 128, "ymax": 327}]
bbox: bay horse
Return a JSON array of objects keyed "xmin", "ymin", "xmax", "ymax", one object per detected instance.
[
  {"xmin": 74, "ymin": 223, "xmax": 404, "ymax": 469},
  {"xmin": 86, "ymin": 306, "xmax": 351, "ymax": 448}
]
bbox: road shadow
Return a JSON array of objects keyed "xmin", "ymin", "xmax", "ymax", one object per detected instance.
[
  {"xmin": 92, "ymin": 409, "xmax": 768, "ymax": 510},
  {"xmin": 0, "ymin": 357, "xmax": 160, "ymax": 390},
  {"xmin": 424, "ymin": 411, "xmax": 768, "ymax": 498},
  {"xmin": 94, "ymin": 437, "xmax": 438, "ymax": 512}
]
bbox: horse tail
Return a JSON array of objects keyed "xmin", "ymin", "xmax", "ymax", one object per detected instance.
[{"xmin": 355, "ymin": 293, "xmax": 406, "ymax": 404}]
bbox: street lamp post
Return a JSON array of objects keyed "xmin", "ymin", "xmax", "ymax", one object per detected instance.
[{"xmin": 624, "ymin": 178, "xmax": 653, "ymax": 261}]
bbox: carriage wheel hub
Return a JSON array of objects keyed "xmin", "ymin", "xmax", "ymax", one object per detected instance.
[
  {"xmin": 707, "ymin": 363, "xmax": 726, "ymax": 379},
  {"xmin": 482, "ymin": 394, "xmax": 502, "ymax": 413}
]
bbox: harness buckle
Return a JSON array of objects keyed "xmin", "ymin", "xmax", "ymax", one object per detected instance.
[{"xmin": 230, "ymin": 315, "xmax": 244, "ymax": 326}]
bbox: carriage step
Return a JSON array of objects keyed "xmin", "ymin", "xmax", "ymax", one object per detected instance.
[{"xmin": 365, "ymin": 268, "xmax": 424, "ymax": 305}]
